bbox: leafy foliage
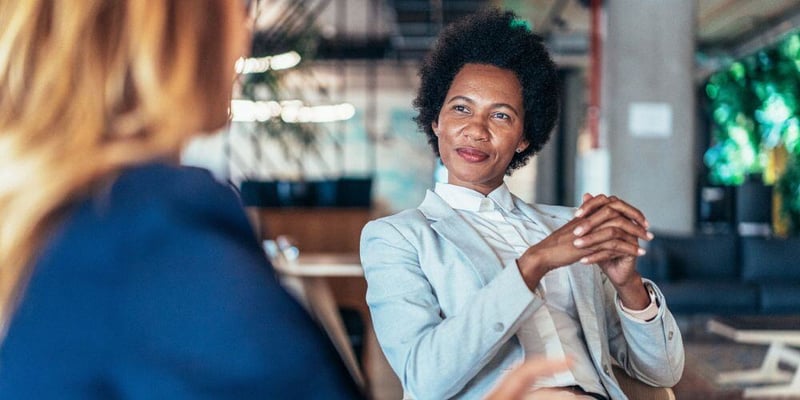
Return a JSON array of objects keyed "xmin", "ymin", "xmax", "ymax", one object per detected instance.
[{"xmin": 705, "ymin": 31, "xmax": 800, "ymax": 234}]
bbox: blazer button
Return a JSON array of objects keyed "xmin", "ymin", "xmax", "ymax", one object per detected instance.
[
  {"xmin": 603, "ymin": 365, "xmax": 611, "ymax": 375},
  {"xmin": 668, "ymin": 331, "xmax": 674, "ymax": 340},
  {"xmin": 493, "ymin": 323, "xmax": 504, "ymax": 332}
]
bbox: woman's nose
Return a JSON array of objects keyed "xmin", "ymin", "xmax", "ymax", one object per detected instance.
[{"xmin": 462, "ymin": 120, "xmax": 489, "ymax": 142}]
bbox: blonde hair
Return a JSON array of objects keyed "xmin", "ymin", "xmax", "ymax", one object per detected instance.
[{"xmin": 0, "ymin": 0, "xmax": 245, "ymax": 332}]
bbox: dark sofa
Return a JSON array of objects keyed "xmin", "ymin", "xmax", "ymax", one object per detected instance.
[{"xmin": 638, "ymin": 233, "xmax": 800, "ymax": 314}]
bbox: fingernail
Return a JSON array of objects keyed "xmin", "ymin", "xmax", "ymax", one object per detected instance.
[
  {"xmin": 580, "ymin": 257, "xmax": 589, "ymax": 264},
  {"xmin": 646, "ymin": 232, "xmax": 655, "ymax": 240},
  {"xmin": 644, "ymin": 220, "xmax": 650, "ymax": 229},
  {"xmin": 573, "ymin": 226, "xmax": 584, "ymax": 236},
  {"xmin": 637, "ymin": 248, "xmax": 647, "ymax": 256},
  {"xmin": 574, "ymin": 208, "xmax": 584, "ymax": 217},
  {"xmin": 574, "ymin": 238, "xmax": 584, "ymax": 247}
]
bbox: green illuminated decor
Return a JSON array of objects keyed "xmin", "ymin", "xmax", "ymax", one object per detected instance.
[{"xmin": 705, "ymin": 31, "xmax": 800, "ymax": 234}]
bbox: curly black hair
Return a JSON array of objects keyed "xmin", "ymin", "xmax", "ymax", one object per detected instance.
[{"xmin": 413, "ymin": 8, "xmax": 560, "ymax": 173}]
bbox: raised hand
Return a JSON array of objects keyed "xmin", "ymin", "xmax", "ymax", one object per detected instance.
[
  {"xmin": 516, "ymin": 215, "xmax": 594, "ymax": 288},
  {"xmin": 483, "ymin": 358, "xmax": 571, "ymax": 400},
  {"xmin": 571, "ymin": 194, "xmax": 651, "ymax": 281},
  {"xmin": 516, "ymin": 194, "xmax": 650, "ymax": 293},
  {"xmin": 572, "ymin": 193, "xmax": 653, "ymax": 309}
]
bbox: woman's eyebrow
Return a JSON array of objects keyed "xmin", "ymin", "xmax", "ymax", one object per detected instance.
[{"xmin": 446, "ymin": 95, "xmax": 475, "ymax": 105}]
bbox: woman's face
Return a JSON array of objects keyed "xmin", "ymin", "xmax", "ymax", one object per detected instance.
[{"xmin": 433, "ymin": 63, "xmax": 528, "ymax": 195}]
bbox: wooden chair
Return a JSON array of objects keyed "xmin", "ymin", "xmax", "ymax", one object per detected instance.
[{"xmin": 613, "ymin": 365, "xmax": 676, "ymax": 400}]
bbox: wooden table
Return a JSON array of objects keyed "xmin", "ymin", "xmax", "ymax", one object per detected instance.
[
  {"xmin": 707, "ymin": 316, "xmax": 800, "ymax": 398},
  {"xmin": 271, "ymin": 253, "xmax": 366, "ymax": 389}
]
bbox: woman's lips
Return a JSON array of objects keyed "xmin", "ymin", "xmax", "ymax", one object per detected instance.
[{"xmin": 456, "ymin": 147, "xmax": 489, "ymax": 162}]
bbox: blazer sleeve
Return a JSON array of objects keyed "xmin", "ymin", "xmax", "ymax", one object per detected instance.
[
  {"xmin": 361, "ymin": 218, "xmax": 543, "ymax": 399},
  {"xmin": 603, "ymin": 276, "xmax": 685, "ymax": 387}
]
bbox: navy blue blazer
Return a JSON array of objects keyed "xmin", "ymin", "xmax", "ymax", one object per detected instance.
[{"xmin": 0, "ymin": 163, "xmax": 360, "ymax": 399}]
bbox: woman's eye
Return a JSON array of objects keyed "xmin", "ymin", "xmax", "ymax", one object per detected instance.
[
  {"xmin": 493, "ymin": 112, "xmax": 510, "ymax": 120},
  {"xmin": 453, "ymin": 105, "xmax": 468, "ymax": 113}
]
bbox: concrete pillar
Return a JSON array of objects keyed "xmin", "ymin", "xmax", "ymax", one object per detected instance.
[{"xmin": 602, "ymin": 0, "xmax": 697, "ymax": 234}]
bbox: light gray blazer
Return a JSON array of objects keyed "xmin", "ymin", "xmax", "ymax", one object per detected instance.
[{"xmin": 361, "ymin": 190, "xmax": 684, "ymax": 400}]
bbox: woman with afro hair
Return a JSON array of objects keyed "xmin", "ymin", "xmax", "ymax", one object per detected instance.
[{"xmin": 360, "ymin": 8, "xmax": 684, "ymax": 400}]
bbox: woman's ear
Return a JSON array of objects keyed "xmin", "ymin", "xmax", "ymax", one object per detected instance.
[
  {"xmin": 432, "ymin": 121, "xmax": 440, "ymax": 137},
  {"xmin": 516, "ymin": 140, "xmax": 529, "ymax": 153}
]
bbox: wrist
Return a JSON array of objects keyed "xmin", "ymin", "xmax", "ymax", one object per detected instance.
[
  {"xmin": 516, "ymin": 251, "xmax": 549, "ymax": 292},
  {"xmin": 616, "ymin": 275, "xmax": 650, "ymax": 310},
  {"xmin": 619, "ymin": 282, "xmax": 660, "ymax": 321},
  {"xmin": 615, "ymin": 272, "xmax": 644, "ymax": 290}
]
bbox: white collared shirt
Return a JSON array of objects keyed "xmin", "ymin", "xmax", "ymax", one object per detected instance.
[{"xmin": 434, "ymin": 182, "xmax": 607, "ymax": 395}]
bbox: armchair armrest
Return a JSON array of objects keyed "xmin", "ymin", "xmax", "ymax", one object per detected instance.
[{"xmin": 613, "ymin": 365, "xmax": 675, "ymax": 400}]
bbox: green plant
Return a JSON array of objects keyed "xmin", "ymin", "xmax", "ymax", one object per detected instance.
[
  {"xmin": 704, "ymin": 31, "xmax": 800, "ymax": 234},
  {"xmin": 704, "ymin": 61, "xmax": 761, "ymax": 185}
]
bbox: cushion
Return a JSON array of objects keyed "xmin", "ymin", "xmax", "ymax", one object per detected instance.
[
  {"xmin": 741, "ymin": 237, "xmax": 800, "ymax": 283},
  {"xmin": 659, "ymin": 281, "xmax": 758, "ymax": 314},
  {"xmin": 637, "ymin": 242, "xmax": 669, "ymax": 281},
  {"xmin": 759, "ymin": 284, "xmax": 800, "ymax": 314},
  {"xmin": 652, "ymin": 233, "xmax": 739, "ymax": 280}
]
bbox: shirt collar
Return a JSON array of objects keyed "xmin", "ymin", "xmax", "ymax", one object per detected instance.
[{"xmin": 434, "ymin": 182, "xmax": 516, "ymax": 213}]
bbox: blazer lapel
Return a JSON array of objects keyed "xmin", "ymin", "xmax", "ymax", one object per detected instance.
[
  {"xmin": 511, "ymin": 197, "xmax": 563, "ymax": 233},
  {"xmin": 568, "ymin": 265, "xmax": 604, "ymax": 356},
  {"xmin": 418, "ymin": 190, "xmax": 504, "ymax": 286}
]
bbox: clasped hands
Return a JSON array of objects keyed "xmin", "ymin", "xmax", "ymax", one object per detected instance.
[{"xmin": 517, "ymin": 193, "xmax": 653, "ymax": 310}]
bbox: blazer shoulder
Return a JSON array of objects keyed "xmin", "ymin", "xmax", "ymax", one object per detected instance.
[
  {"xmin": 113, "ymin": 163, "xmax": 238, "ymax": 209},
  {"xmin": 365, "ymin": 208, "xmax": 428, "ymax": 231},
  {"xmin": 361, "ymin": 208, "xmax": 433, "ymax": 251}
]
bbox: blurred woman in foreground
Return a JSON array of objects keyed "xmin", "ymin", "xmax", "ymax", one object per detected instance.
[{"xmin": 0, "ymin": 1, "xmax": 359, "ymax": 397}]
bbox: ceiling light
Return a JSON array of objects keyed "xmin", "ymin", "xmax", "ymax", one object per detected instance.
[
  {"xmin": 234, "ymin": 51, "xmax": 302, "ymax": 74},
  {"xmin": 230, "ymin": 99, "xmax": 355, "ymax": 123}
]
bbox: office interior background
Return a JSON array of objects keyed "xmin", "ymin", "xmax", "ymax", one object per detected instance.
[
  {"xmin": 180, "ymin": 1, "xmax": 800, "ymax": 398},
  {"xmin": 184, "ymin": 0, "xmax": 800, "ymax": 236}
]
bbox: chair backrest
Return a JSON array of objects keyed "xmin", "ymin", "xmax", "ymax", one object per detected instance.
[{"xmin": 613, "ymin": 365, "xmax": 675, "ymax": 400}]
